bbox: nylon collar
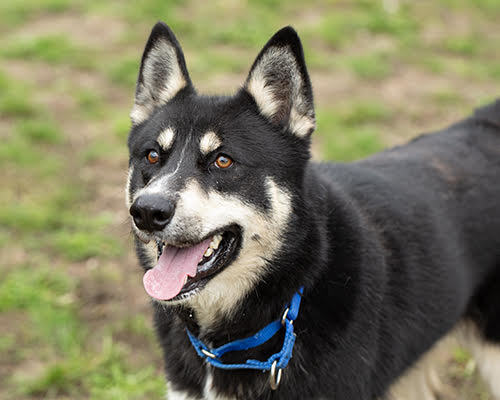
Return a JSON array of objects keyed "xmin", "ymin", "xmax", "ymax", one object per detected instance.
[{"xmin": 186, "ymin": 287, "xmax": 304, "ymax": 387}]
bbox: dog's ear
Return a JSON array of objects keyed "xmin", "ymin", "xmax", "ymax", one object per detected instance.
[
  {"xmin": 130, "ymin": 22, "xmax": 193, "ymax": 125},
  {"xmin": 244, "ymin": 27, "xmax": 315, "ymax": 138}
]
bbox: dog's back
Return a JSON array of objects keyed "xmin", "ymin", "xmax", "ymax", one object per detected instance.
[{"xmin": 310, "ymin": 101, "xmax": 500, "ymax": 397}]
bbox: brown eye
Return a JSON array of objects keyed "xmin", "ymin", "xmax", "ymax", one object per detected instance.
[
  {"xmin": 215, "ymin": 155, "xmax": 233, "ymax": 169},
  {"xmin": 147, "ymin": 150, "xmax": 159, "ymax": 164}
]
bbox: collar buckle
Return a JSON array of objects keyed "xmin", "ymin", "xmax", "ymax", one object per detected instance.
[
  {"xmin": 269, "ymin": 360, "xmax": 283, "ymax": 390},
  {"xmin": 201, "ymin": 349, "xmax": 217, "ymax": 359},
  {"xmin": 281, "ymin": 307, "xmax": 290, "ymax": 326}
]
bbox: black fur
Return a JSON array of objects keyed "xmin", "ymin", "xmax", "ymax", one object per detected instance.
[{"xmin": 127, "ymin": 23, "xmax": 500, "ymax": 399}]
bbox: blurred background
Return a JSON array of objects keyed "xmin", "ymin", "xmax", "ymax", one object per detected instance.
[{"xmin": 1, "ymin": 0, "xmax": 499, "ymax": 399}]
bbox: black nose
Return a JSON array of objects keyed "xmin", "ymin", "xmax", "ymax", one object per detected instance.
[{"xmin": 129, "ymin": 194, "xmax": 175, "ymax": 232}]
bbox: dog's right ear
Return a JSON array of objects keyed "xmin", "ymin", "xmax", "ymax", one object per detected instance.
[{"xmin": 130, "ymin": 22, "xmax": 193, "ymax": 125}]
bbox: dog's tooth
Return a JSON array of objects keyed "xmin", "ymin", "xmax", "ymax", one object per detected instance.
[
  {"xmin": 204, "ymin": 247, "xmax": 214, "ymax": 258},
  {"xmin": 210, "ymin": 234, "xmax": 222, "ymax": 250},
  {"xmin": 183, "ymin": 276, "xmax": 188, "ymax": 285}
]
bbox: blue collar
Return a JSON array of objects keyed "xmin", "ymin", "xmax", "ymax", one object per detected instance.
[{"xmin": 186, "ymin": 287, "xmax": 304, "ymax": 388}]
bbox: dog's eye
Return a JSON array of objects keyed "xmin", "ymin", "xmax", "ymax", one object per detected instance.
[
  {"xmin": 147, "ymin": 150, "xmax": 160, "ymax": 164},
  {"xmin": 214, "ymin": 155, "xmax": 233, "ymax": 169}
]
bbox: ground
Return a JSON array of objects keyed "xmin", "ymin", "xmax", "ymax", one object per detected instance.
[{"xmin": 0, "ymin": 1, "xmax": 499, "ymax": 399}]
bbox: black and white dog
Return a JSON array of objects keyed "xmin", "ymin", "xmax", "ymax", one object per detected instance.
[{"xmin": 126, "ymin": 22, "xmax": 500, "ymax": 399}]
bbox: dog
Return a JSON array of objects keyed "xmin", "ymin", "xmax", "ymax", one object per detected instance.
[{"xmin": 125, "ymin": 22, "xmax": 500, "ymax": 399}]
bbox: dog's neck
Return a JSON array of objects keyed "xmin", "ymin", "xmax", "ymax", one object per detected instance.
[{"xmin": 178, "ymin": 201, "xmax": 327, "ymax": 346}]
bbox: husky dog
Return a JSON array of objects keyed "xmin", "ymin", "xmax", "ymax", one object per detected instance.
[{"xmin": 126, "ymin": 22, "xmax": 500, "ymax": 400}]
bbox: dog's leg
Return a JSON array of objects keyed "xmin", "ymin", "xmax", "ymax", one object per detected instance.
[
  {"xmin": 387, "ymin": 366, "xmax": 438, "ymax": 400},
  {"xmin": 166, "ymin": 385, "xmax": 201, "ymax": 400},
  {"xmin": 459, "ymin": 322, "xmax": 500, "ymax": 399},
  {"xmin": 386, "ymin": 330, "xmax": 455, "ymax": 400}
]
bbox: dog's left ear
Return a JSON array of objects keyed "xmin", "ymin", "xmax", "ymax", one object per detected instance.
[
  {"xmin": 130, "ymin": 22, "xmax": 193, "ymax": 125},
  {"xmin": 244, "ymin": 26, "xmax": 315, "ymax": 138}
]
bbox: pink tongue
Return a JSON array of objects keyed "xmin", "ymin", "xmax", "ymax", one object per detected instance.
[{"xmin": 143, "ymin": 238, "xmax": 212, "ymax": 300}]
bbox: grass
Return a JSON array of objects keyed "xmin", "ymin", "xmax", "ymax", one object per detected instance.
[
  {"xmin": 0, "ymin": 267, "xmax": 72, "ymax": 312},
  {"xmin": 16, "ymin": 119, "xmax": 63, "ymax": 144},
  {"xmin": 0, "ymin": 0, "xmax": 74, "ymax": 28},
  {"xmin": 75, "ymin": 89, "xmax": 107, "ymax": 119},
  {"xmin": 0, "ymin": 0, "xmax": 499, "ymax": 399},
  {"xmin": 348, "ymin": 52, "xmax": 394, "ymax": 80},
  {"xmin": 0, "ymin": 73, "xmax": 40, "ymax": 118},
  {"xmin": 430, "ymin": 89, "xmax": 466, "ymax": 105},
  {"xmin": 0, "ymin": 200, "xmax": 123, "ymax": 261},
  {"xmin": 314, "ymin": 1, "xmax": 418, "ymax": 49},
  {"xmin": 49, "ymin": 229, "xmax": 122, "ymax": 261},
  {"xmin": 442, "ymin": 35, "xmax": 481, "ymax": 56},
  {"xmin": 17, "ymin": 338, "xmax": 165, "ymax": 399},
  {"xmin": 1, "ymin": 35, "xmax": 95, "ymax": 69},
  {"xmin": 315, "ymin": 101, "xmax": 390, "ymax": 161},
  {"xmin": 107, "ymin": 57, "xmax": 140, "ymax": 88},
  {"xmin": 0, "ymin": 91, "xmax": 39, "ymax": 117},
  {"xmin": 112, "ymin": 113, "xmax": 132, "ymax": 140}
]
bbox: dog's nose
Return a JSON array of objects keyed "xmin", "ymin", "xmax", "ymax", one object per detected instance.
[{"xmin": 129, "ymin": 195, "xmax": 175, "ymax": 232}]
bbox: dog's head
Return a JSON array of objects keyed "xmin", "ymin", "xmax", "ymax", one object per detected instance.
[{"xmin": 126, "ymin": 23, "xmax": 315, "ymax": 324}]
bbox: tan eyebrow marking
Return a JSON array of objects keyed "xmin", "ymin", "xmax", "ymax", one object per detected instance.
[
  {"xmin": 199, "ymin": 131, "xmax": 222, "ymax": 155},
  {"xmin": 157, "ymin": 127, "xmax": 175, "ymax": 150}
]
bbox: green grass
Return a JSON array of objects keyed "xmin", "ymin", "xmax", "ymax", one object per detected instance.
[
  {"xmin": 0, "ymin": 91, "xmax": 39, "ymax": 117},
  {"xmin": 0, "ymin": 267, "xmax": 72, "ymax": 312},
  {"xmin": 0, "ymin": 136, "xmax": 63, "ymax": 175},
  {"xmin": 430, "ymin": 89, "xmax": 466, "ymax": 105},
  {"xmin": 0, "ymin": 0, "xmax": 74, "ymax": 27},
  {"xmin": 75, "ymin": 89, "xmax": 106, "ymax": 119},
  {"xmin": 19, "ymin": 338, "xmax": 165, "ymax": 399},
  {"xmin": 0, "ymin": 72, "xmax": 41, "ymax": 118},
  {"xmin": 0, "ymin": 70, "xmax": 65, "ymax": 175},
  {"xmin": 0, "ymin": 201, "xmax": 62, "ymax": 232},
  {"xmin": 0, "ymin": 334, "xmax": 15, "ymax": 353},
  {"xmin": 440, "ymin": 0, "xmax": 500, "ymax": 13},
  {"xmin": 1, "ymin": 264, "xmax": 163, "ymax": 399},
  {"xmin": 0, "ymin": 265, "xmax": 83, "ymax": 364},
  {"xmin": 0, "ymin": 230, "xmax": 9, "ymax": 248},
  {"xmin": 442, "ymin": 35, "xmax": 481, "ymax": 56},
  {"xmin": 112, "ymin": 113, "xmax": 132, "ymax": 140},
  {"xmin": 49, "ymin": 230, "xmax": 122, "ymax": 261},
  {"xmin": 0, "ymin": 187, "xmax": 122, "ymax": 261},
  {"xmin": 115, "ymin": 315, "xmax": 155, "ymax": 338},
  {"xmin": 80, "ymin": 140, "xmax": 118, "ymax": 163},
  {"xmin": 314, "ymin": 1, "xmax": 418, "ymax": 49},
  {"xmin": 16, "ymin": 119, "xmax": 63, "ymax": 144},
  {"xmin": 1, "ymin": 35, "xmax": 95, "ymax": 69},
  {"xmin": 189, "ymin": 48, "xmax": 249, "ymax": 76},
  {"xmin": 107, "ymin": 57, "xmax": 140, "ymax": 88},
  {"xmin": 336, "ymin": 101, "xmax": 392, "ymax": 126},
  {"xmin": 316, "ymin": 105, "xmax": 384, "ymax": 161},
  {"xmin": 348, "ymin": 52, "xmax": 393, "ymax": 80}
]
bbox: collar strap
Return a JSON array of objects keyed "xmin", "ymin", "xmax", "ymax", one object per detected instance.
[{"xmin": 186, "ymin": 286, "xmax": 304, "ymax": 376}]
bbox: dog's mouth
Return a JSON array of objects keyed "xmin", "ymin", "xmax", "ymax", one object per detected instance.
[{"xmin": 142, "ymin": 226, "xmax": 241, "ymax": 302}]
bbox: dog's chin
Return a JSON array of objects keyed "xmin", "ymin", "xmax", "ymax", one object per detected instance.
[{"xmin": 144, "ymin": 225, "xmax": 242, "ymax": 305}]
